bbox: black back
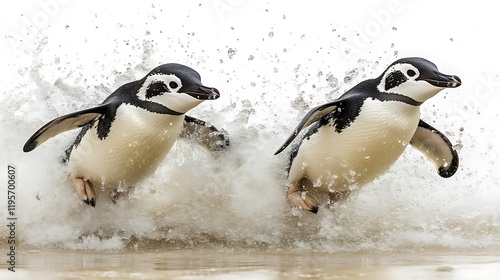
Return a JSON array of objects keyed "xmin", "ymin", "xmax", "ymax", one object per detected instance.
[
  {"xmin": 64, "ymin": 64, "xmax": 197, "ymax": 161},
  {"xmin": 286, "ymin": 75, "xmax": 422, "ymax": 171}
]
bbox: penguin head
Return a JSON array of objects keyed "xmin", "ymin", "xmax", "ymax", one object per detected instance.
[
  {"xmin": 137, "ymin": 63, "xmax": 220, "ymax": 113},
  {"xmin": 377, "ymin": 57, "xmax": 461, "ymax": 103}
]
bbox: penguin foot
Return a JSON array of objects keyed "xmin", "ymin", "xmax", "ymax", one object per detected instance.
[
  {"xmin": 287, "ymin": 188, "xmax": 319, "ymax": 214},
  {"xmin": 72, "ymin": 178, "xmax": 96, "ymax": 207}
]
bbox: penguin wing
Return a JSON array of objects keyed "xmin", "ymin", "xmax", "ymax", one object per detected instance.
[
  {"xmin": 409, "ymin": 120, "xmax": 459, "ymax": 177},
  {"xmin": 180, "ymin": 115, "xmax": 230, "ymax": 151},
  {"xmin": 23, "ymin": 103, "xmax": 114, "ymax": 152},
  {"xmin": 274, "ymin": 101, "xmax": 340, "ymax": 155}
]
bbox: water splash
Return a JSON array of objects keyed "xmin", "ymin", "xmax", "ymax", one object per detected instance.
[{"xmin": 1, "ymin": 1, "xmax": 499, "ymax": 254}]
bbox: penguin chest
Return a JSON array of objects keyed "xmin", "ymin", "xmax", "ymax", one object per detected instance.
[
  {"xmin": 290, "ymin": 99, "xmax": 421, "ymax": 190},
  {"xmin": 68, "ymin": 104, "xmax": 184, "ymax": 188}
]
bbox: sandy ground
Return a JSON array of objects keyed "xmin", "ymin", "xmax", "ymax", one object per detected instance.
[{"xmin": 1, "ymin": 249, "xmax": 499, "ymax": 279}]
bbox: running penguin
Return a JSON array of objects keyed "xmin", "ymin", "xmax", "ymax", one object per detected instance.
[
  {"xmin": 24, "ymin": 63, "xmax": 229, "ymax": 207},
  {"xmin": 275, "ymin": 57, "xmax": 461, "ymax": 213}
]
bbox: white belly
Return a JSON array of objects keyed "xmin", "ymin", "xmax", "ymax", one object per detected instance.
[
  {"xmin": 68, "ymin": 105, "xmax": 184, "ymax": 189},
  {"xmin": 288, "ymin": 99, "xmax": 421, "ymax": 192}
]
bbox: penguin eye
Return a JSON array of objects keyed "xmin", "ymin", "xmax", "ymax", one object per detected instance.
[
  {"xmin": 407, "ymin": 69, "xmax": 417, "ymax": 77},
  {"xmin": 169, "ymin": 81, "xmax": 179, "ymax": 89}
]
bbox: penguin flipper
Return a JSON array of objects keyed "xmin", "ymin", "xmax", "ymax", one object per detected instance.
[
  {"xmin": 23, "ymin": 104, "xmax": 111, "ymax": 152},
  {"xmin": 274, "ymin": 101, "xmax": 340, "ymax": 155},
  {"xmin": 180, "ymin": 115, "xmax": 230, "ymax": 151},
  {"xmin": 409, "ymin": 120, "xmax": 459, "ymax": 177}
]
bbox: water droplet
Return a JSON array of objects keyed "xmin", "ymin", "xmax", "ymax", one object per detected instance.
[
  {"xmin": 343, "ymin": 69, "xmax": 358, "ymax": 83},
  {"xmin": 227, "ymin": 48, "xmax": 237, "ymax": 59},
  {"xmin": 326, "ymin": 73, "xmax": 338, "ymax": 89}
]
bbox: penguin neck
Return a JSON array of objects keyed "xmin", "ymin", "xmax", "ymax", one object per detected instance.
[
  {"xmin": 345, "ymin": 79, "xmax": 423, "ymax": 106},
  {"xmin": 385, "ymin": 81, "xmax": 444, "ymax": 104},
  {"xmin": 375, "ymin": 92, "xmax": 423, "ymax": 106},
  {"xmin": 157, "ymin": 92, "xmax": 204, "ymax": 114}
]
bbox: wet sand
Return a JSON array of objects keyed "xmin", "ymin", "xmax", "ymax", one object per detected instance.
[{"xmin": 2, "ymin": 249, "xmax": 499, "ymax": 279}]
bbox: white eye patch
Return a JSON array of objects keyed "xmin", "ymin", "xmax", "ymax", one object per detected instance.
[
  {"xmin": 378, "ymin": 64, "xmax": 420, "ymax": 93},
  {"xmin": 137, "ymin": 74, "xmax": 183, "ymax": 101}
]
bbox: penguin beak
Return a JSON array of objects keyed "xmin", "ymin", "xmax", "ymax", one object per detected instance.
[
  {"xmin": 422, "ymin": 71, "xmax": 462, "ymax": 88},
  {"xmin": 185, "ymin": 85, "xmax": 220, "ymax": 100}
]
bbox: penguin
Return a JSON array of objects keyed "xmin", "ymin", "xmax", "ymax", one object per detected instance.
[
  {"xmin": 24, "ymin": 63, "xmax": 229, "ymax": 207},
  {"xmin": 275, "ymin": 57, "xmax": 461, "ymax": 213}
]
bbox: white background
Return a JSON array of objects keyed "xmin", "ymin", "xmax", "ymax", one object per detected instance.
[{"xmin": 0, "ymin": 0, "xmax": 499, "ymax": 251}]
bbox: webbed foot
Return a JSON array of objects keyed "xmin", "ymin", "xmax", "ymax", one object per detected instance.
[
  {"xmin": 72, "ymin": 177, "xmax": 96, "ymax": 207},
  {"xmin": 287, "ymin": 182, "xmax": 319, "ymax": 213}
]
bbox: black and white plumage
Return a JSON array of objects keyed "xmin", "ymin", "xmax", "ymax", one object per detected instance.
[
  {"xmin": 275, "ymin": 57, "xmax": 461, "ymax": 213},
  {"xmin": 24, "ymin": 63, "xmax": 228, "ymax": 207}
]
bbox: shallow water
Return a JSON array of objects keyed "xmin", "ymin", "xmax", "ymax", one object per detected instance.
[
  {"xmin": 2, "ymin": 249, "xmax": 500, "ymax": 279},
  {"xmin": 1, "ymin": 0, "xmax": 500, "ymax": 278}
]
